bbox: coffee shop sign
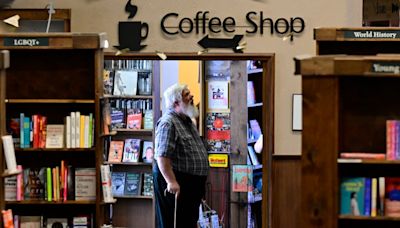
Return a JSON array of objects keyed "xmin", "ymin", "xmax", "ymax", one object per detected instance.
[{"xmin": 160, "ymin": 11, "xmax": 305, "ymax": 36}]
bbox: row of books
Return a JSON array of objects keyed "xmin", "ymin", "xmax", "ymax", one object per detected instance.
[
  {"xmin": 107, "ymin": 139, "xmax": 153, "ymax": 163},
  {"xmin": 387, "ymin": 120, "xmax": 400, "ymax": 160},
  {"xmin": 9, "ymin": 112, "xmax": 95, "ymax": 149},
  {"xmin": 2, "ymin": 210, "xmax": 92, "ymax": 228},
  {"xmin": 4, "ymin": 163, "xmax": 96, "ymax": 202},
  {"xmin": 103, "ymin": 99, "xmax": 153, "ymax": 133},
  {"xmin": 111, "ymin": 171, "xmax": 153, "ymax": 197},
  {"xmin": 340, "ymin": 177, "xmax": 400, "ymax": 217}
]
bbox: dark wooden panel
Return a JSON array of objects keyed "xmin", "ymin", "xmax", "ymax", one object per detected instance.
[
  {"xmin": 111, "ymin": 199, "xmax": 153, "ymax": 228},
  {"xmin": 271, "ymin": 155, "xmax": 301, "ymax": 228},
  {"xmin": 301, "ymin": 77, "xmax": 339, "ymax": 228},
  {"xmin": 6, "ymin": 50, "xmax": 95, "ymax": 99}
]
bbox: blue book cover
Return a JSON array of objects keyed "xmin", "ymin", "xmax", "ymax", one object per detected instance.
[
  {"xmin": 340, "ymin": 177, "xmax": 365, "ymax": 216},
  {"xmin": 364, "ymin": 178, "xmax": 371, "ymax": 216},
  {"xmin": 23, "ymin": 116, "xmax": 30, "ymax": 148}
]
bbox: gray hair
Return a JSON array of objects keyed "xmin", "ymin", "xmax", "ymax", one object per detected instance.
[{"xmin": 163, "ymin": 83, "xmax": 188, "ymax": 109}]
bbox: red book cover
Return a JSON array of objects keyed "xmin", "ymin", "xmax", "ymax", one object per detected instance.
[
  {"xmin": 39, "ymin": 116, "xmax": 47, "ymax": 148},
  {"xmin": 127, "ymin": 112, "xmax": 142, "ymax": 130}
]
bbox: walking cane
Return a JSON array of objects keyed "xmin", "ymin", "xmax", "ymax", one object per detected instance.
[{"xmin": 164, "ymin": 189, "xmax": 178, "ymax": 228}]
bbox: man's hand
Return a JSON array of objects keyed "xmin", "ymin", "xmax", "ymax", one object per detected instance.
[{"xmin": 167, "ymin": 181, "xmax": 180, "ymax": 197}]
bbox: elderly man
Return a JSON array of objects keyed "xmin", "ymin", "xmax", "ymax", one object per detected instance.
[{"xmin": 153, "ymin": 83, "xmax": 209, "ymax": 228}]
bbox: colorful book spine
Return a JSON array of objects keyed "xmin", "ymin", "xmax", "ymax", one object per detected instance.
[
  {"xmin": 364, "ymin": 178, "xmax": 371, "ymax": 216},
  {"xmin": 371, "ymin": 178, "xmax": 378, "ymax": 217}
]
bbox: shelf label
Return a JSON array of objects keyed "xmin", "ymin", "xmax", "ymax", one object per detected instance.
[
  {"xmin": 344, "ymin": 30, "xmax": 400, "ymax": 39},
  {"xmin": 4, "ymin": 37, "xmax": 49, "ymax": 47},
  {"xmin": 371, "ymin": 62, "xmax": 400, "ymax": 74}
]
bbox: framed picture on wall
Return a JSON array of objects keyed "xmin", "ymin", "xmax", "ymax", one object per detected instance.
[{"xmin": 292, "ymin": 94, "xmax": 302, "ymax": 131}]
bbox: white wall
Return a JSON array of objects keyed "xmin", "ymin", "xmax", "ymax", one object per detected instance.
[{"xmin": 8, "ymin": 0, "xmax": 362, "ymax": 155}]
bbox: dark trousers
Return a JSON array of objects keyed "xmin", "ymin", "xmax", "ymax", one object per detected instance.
[{"xmin": 153, "ymin": 163, "xmax": 207, "ymax": 228}]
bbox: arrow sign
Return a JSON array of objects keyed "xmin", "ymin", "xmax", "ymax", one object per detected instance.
[{"xmin": 198, "ymin": 35, "xmax": 244, "ymax": 53}]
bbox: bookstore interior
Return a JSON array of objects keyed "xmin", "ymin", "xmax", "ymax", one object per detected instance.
[{"xmin": 2, "ymin": 1, "xmax": 400, "ymax": 228}]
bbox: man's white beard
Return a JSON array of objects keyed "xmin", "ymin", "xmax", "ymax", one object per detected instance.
[{"xmin": 182, "ymin": 102, "xmax": 199, "ymax": 119}]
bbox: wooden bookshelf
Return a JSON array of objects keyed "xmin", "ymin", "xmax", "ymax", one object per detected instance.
[
  {"xmin": 100, "ymin": 54, "xmax": 160, "ymax": 228},
  {"xmin": 0, "ymin": 33, "xmax": 104, "ymax": 227},
  {"xmin": 300, "ymin": 55, "xmax": 400, "ymax": 228}
]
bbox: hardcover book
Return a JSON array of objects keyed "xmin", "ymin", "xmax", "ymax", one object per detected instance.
[
  {"xmin": 122, "ymin": 139, "xmax": 141, "ymax": 163},
  {"xmin": 232, "ymin": 165, "xmax": 252, "ymax": 192},
  {"xmin": 45, "ymin": 124, "xmax": 65, "ymax": 148},
  {"xmin": 111, "ymin": 172, "xmax": 126, "ymax": 197},
  {"xmin": 108, "ymin": 141, "xmax": 124, "ymax": 163},
  {"xmin": 142, "ymin": 141, "xmax": 154, "ymax": 163},
  {"xmin": 75, "ymin": 168, "xmax": 96, "ymax": 201},
  {"xmin": 23, "ymin": 168, "xmax": 46, "ymax": 200},
  {"xmin": 340, "ymin": 177, "xmax": 366, "ymax": 216},
  {"xmin": 385, "ymin": 177, "xmax": 400, "ymax": 217},
  {"xmin": 142, "ymin": 173, "xmax": 154, "ymax": 196},
  {"xmin": 124, "ymin": 172, "xmax": 142, "ymax": 196}
]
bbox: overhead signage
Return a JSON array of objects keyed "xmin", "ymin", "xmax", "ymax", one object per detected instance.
[
  {"xmin": 117, "ymin": 0, "xmax": 306, "ymax": 52},
  {"xmin": 344, "ymin": 30, "xmax": 400, "ymax": 39}
]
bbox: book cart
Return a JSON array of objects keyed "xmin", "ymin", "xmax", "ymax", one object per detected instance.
[
  {"xmin": 98, "ymin": 53, "xmax": 274, "ymax": 228},
  {"xmin": 0, "ymin": 33, "xmax": 105, "ymax": 228}
]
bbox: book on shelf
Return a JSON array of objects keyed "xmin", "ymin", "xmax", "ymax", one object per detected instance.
[
  {"xmin": 111, "ymin": 172, "xmax": 126, "ymax": 197},
  {"xmin": 4, "ymin": 175, "xmax": 17, "ymax": 201},
  {"xmin": 2, "ymin": 209, "xmax": 13, "ymax": 228},
  {"xmin": 248, "ymin": 145, "xmax": 260, "ymax": 166},
  {"xmin": 232, "ymin": 165, "xmax": 252, "ymax": 192},
  {"xmin": 103, "ymin": 69, "xmax": 114, "ymax": 95},
  {"xmin": 46, "ymin": 218, "xmax": 68, "ymax": 228},
  {"xmin": 75, "ymin": 168, "xmax": 96, "ymax": 201},
  {"xmin": 339, "ymin": 152, "xmax": 386, "ymax": 160},
  {"xmin": 113, "ymin": 70, "xmax": 138, "ymax": 96},
  {"xmin": 207, "ymin": 80, "xmax": 229, "ymax": 110},
  {"xmin": 108, "ymin": 141, "xmax": 124, "ymax": 162},
  {"xmin": 100, "ymin": 165, "xmax": 114, "ymax": 203},
  {"xmin": 126, "ymin": 109, "xmax": 142, "ymax": 130},
  {"xmin": 110, "ymin": 101, "xmax": 125, "ymax": 130},
  {"xmin": 385, "ymin": 177, "xmax": 400, "ymax": 217},
  {"xmin": 45, "ymin": 124, "xmax": 64, "ymax": 149},
  {"xmin": 142, "ymin": 173, "xmax": 154, "ymax": 196},
  {"xmin": 23, "ymin": 168, "xmax": 46, "ymax": 200},
  {"xmin": 19, "ymin": 216, "xmax": 41, "ymax": 228},
  {"xmin": 247, "ymin": 81, "xmax": 256, "ymax": 105},
  {"xmin": 122, "ymin": 138, "xmax": 141, "ymax": 163},
  {"xmin": 340, "ymin": 177, "xmax": 366, "ymax": 216},
  {"xmin": 249, "ymin": 119, "xmax": 262, "ymax": 141},
  {"xmin": 143, "ymin": 109, "xmax": 153, "ymax": 130},
  {"xmin": 142, "ymin": 141, "xmax": 154, "ymax": 163},
  {"xmin": 124, "ymin": 172, "xmax": 142, "ymax": 196},
  {"xmin": 8, "ymin": 117, "xmax": 20, "ymax": 148}
]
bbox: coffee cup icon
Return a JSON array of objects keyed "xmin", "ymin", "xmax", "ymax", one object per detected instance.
[{"xmin": 115, "ymin": 21, "xmax": 148, "ymax": 51}]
